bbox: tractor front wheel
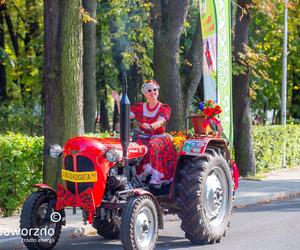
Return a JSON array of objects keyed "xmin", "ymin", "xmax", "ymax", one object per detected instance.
[
  {"xmin": 20, "ymin": 191, "xmax": 62, "ymax": 250},
  {"xmin": 177, "ymin": 147, "xmax": 233, "ymax": 244},
  {"xmin": 120, "ymin": 195, "xmax": 158, "ymax": 250}
]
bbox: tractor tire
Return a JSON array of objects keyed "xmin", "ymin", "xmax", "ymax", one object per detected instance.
[
  {"xmin": 120, "ymin": 195, "xmax": 158, "ymax": 250},
  {"xmin": 176, "ymin": 147, "xmax": 233, "ymax": 244},
  {"xmin": 92, "ymin": 217, "xmax": 120, "ymax": 239},
  {"xmin": 20, "ymin": 191, "xmax": 62, "ymax": 250}
]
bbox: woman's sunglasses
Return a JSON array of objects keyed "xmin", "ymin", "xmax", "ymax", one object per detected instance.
[{"xmin": 148, "ymin": 88, "xmax": 158, "ymax": 93}]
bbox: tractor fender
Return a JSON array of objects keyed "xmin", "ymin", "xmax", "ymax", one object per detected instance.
[
  {"xmin": 34, "ymin": 184, "xmax": 57, "ymax": 194},
  {"xmin": 133, "ymin": 189, "xmax": 164, "ymax": 229},
  {"xmin": 179, "ymin": 137, "xmax": 229, "ymax": 156},
  {"xmin": 33, "ymin": 184, "xmax": 66, "ymax": 225}
]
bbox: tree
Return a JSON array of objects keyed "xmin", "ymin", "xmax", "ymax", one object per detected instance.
[
  {"xmin": 43, "ymin": 0, "xmax": 84, "ymax": 187},
  {"xmin": 83, "ymin": 0, "xmax": 97, "ymax": 132},
  {"xmin": 43, "ymin": 0, "xmax": 64, "ymax": 187},
  {"xmin": 61, "ymin": 0, "xmax": 84, "ymax": 141},
  {"xmin": 0, "ymin": 3, "xmax": 7, "ymax": 101},
  {"xmin": 151, "ymin": 0, "xmax": 203, "ymax": 130},
  {"xmin": 233, "ymin": 0, "xmax": 256, "ymax": 176}
]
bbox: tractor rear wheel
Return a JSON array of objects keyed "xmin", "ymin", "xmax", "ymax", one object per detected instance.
[
  {"xmin": 92, "ymin": 217, "xmax": 120, "ymax": 239},
  {"xmin": 20, "ymin": 191, "xmax": 62, "ymax": 250},
  {"xmin": 120, "ymin": 195, "xmax": 158, "ymax": 250},
  {"xmin": 176, "ymin": 147, "xmax": 233, "ymax": 244}
]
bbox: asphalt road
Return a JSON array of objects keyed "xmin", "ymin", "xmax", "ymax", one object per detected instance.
[{"xmin": 2, "ymin": 197, "xmax": 300, "ymax": 250}]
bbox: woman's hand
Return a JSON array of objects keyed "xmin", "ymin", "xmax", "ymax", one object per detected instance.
[
  {"xmin": 141, "ymin": 123, "xmax": 153, "ymax": 130},
  {"xmin": 112, "ymin": 90, "xmax": 121, "ymax": 103}
]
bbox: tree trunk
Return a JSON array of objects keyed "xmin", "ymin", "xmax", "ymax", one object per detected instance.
[
  {"xmin": 3, "ymin": 4, "xmax": 19, "ymax": 56},
  {"xmin": 43, "ymin": 0, "xmax": 84, "ymax": 187},
  {"xmin": 181, "ymin": 18, "xmax": 203, "ymax": 115},
  {"xmin": 151, "ymin": 0, "xmax": 193, "ymax": 131},
  {"xmin": 24, "ymin": 1, "xmax": 39, "ymax": 53},
  {"xmin": 43, "ymin": 0, "xmax": 64, "ymax": 187},
  {"xmin": 96, "ymin": 15, "xmax": 109, "ymax": 132},
  {"xmin": 128, "ymin": 62, "xmax": 143, "ymax": 103},
  {"xmin": 291, "ymin": 66, "xmax": 300, "ymax": 119},
  {"xmin": 83, "ymin": 0, "xmax": 97, "ymax": 132},
  {"xmin": 99, "ymin": 84, "xmax": 109, "ymax": 131},
  {"xmin": 0, "ymin": 6, "xmax": 7, "ymax": 101},
  {"xmin": 233, "ymin": 0, "xmax": 256, "ymax": 176},
  {"xmin": 61, "ymin": 0, "xmax": 84, "ymax": 141}
]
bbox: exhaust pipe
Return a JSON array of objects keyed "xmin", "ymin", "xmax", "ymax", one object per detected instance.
[{"xmin": 120, "ymin": 75, "xmax": 130, "ymax": 159}]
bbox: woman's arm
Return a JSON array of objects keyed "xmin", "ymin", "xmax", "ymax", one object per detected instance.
[
  {"xmin": 112, "ymin": 90, "xmax": 135, "ymax": 119},
  {"xmin": 149, "ymin": 116, "xmax": 165, "ymax": 130}
]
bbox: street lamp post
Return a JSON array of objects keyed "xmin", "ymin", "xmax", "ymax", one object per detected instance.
[{"xmin": 281, "ymin": 0, "xmax": 288, "ymax": 168}]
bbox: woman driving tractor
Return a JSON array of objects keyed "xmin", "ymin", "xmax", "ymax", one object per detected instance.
[{"xmin": 112, "ymin": 79, "xmax": 177, "ymax": 189}]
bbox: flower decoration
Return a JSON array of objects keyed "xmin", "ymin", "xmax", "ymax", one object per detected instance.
[
  {"xmin": 170, "ymin": 130, "xmax": 188, "ymax": 153},
  {"xmin": 197, "ymin": 100, "xmax": 222, "ymax": 118},
  {"xmin": 192, "ymin": 100, "xmax": 223, "ymax": 136}
]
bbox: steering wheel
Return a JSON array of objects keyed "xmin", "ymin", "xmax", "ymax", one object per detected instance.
[{"xmin": 130, "ymin": 122, "xmax": 153, "ymax": 141}]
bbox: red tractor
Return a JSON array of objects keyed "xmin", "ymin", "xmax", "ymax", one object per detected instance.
[{"xmin": 20, "ymin": 87, "xmax": 238, "ymax": 250}]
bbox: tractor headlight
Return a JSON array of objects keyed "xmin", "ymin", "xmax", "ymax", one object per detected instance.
[
  {"xmin": 49, "ymin": 144, "xmax": 63, "ymax": 158},
  {"xmin": 106, "ymin": 149, "xmax": 122, "ymax": 162}
]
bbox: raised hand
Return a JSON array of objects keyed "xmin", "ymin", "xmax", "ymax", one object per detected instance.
[{"xmin": 112, "ymin": 90, "xmax": 121, "ymax": 103}]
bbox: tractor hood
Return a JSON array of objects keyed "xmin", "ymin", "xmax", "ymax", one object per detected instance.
[{"xmin": 63, "ymin": 136, "xmax": 147, "ymax": 160}]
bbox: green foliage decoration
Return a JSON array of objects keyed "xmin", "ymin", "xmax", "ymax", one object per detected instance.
[{"xmin": 253, "ymin": 125, "xmax": 300, "ymax": 173}]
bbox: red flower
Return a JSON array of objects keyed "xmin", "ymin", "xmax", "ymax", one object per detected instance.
[
  {"xmin": 197, "ymin": 100, "xmax": 222, "ymax": 117},
  {"xmin": 203, "ymin": 107, "xmax": 215, "ymax": 117},
  {"xmin": 214, "ymin": 105, "xmax": 222, "ymax": 115}
]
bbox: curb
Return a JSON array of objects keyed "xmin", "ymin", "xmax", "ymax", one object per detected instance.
[{"xmin": 233, "ymin": 191, "xmax": 300, "ymax": 208}]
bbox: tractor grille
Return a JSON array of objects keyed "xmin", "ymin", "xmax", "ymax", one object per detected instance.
[
  {"xmin": 64, "ymin": 155, "xmax": 95, "ymax": 195},
  {"xmin": 64, "ymin": 156, "xmax": 75, "ymax": 194},
  {"xmin": 76, "ymin": 156, "xmax": 94, "ymax": 194}
]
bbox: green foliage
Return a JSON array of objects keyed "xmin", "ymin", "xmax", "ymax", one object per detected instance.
[
  {"xmin": 0, "ymin": 133, "xmax": 43, "ymax": 216},
  {"xmin": 253, "ymin": 125, "xmax": 300, "ymax": 173},
  {"xmin": 97, "ymin": 0, "xmax": 153, "ymax": 88},
  {"xmin": 0, "ymin": 100, "xmax": 43, "ymax": 136},
  {"xmin": 249, "ymin": 0, "xmax": 300, "ymax": 119},
  {"xmin": 3, "ymin": 0, "xmax": 43, "ymax": 100}
]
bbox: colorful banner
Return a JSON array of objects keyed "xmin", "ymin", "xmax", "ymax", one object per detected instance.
[{"xmin": 199, "ymin": 0, "xmax": 233, "ymax": 144}]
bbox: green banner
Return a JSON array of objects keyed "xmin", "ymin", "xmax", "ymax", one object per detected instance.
[{"xmin": 199, "ymin": 0, "xmax": 233, "ymax": 145}]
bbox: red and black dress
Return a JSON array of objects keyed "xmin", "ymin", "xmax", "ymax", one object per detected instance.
[{"xmin": 130, "ymin": 102, "xmax": 177, "ymax": 186}]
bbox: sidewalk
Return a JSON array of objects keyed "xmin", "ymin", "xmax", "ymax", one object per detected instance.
[
  {"xmin": 1, "ymin": 167, "xmax": 300, "ymax": 242},
  {"xmin": 234, "ymin": 167, "xmax": 300, "ymax": 207}
]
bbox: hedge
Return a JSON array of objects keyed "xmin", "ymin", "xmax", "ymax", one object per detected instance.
[
  {"xmin": 0, "ymin": 133, "xmax": 43, "ymax": 216},
  {"xmin": 253, "ymin": 125, "xmax": 300, "ymax": 173},
  {"xmin": 1, "ymin": 126, "xmax": 300, "ymax": 216}
]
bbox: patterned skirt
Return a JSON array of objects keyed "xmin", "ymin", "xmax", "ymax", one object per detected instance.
[{"xmin": 136, "ymin": 134, "xmax": 177, "ymax": 186}]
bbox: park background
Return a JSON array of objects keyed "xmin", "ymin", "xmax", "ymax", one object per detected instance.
[{"xmin": 0, "ymin": 0, "xmax": 300, "ymax": 217}]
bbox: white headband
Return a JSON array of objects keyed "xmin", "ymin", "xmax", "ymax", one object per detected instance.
[{"xmin": 141, "ymin": 81, "xmax": 160, "ymax": 95}]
